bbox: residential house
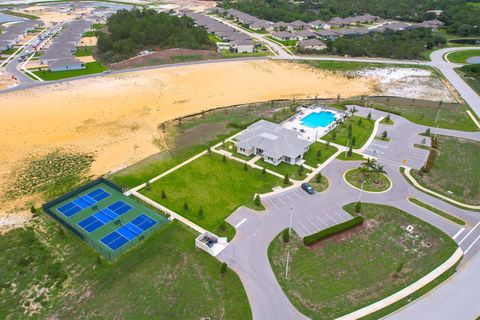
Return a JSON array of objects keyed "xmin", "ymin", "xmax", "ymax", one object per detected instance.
[
  {"xmin": 231, "ymin": 38, "xmax": 254, "ymax": 53},
  {"xmin": 47, "ymin": 58, "xmax": 85, "ymax": 72},
  {"xmin": 297, "ymin": 39, "xmax": 326, "ymax": 51},
  {"xmin": 309, "ymin": 19, "xmax": 330, "ymax": 29},
  {"xmin": 250, "ymin": 20, "xmax": 272, "ymax": 31},
  {"xmin": 272, "ymin": 31, "xmax": 297, "ymax": 41},
  {"xmin": 335, "ymin": 28, "xmax": 370, "ymax": 36},
  {"xmin": 235, "ymin": 120, "xmax": 312, "ymax": 166},
  {"xmin": 315, "ymin": 29, "xmax": 340, "ymax": 40},
  {"xmin": 288, "ymin": 20, "xmax": 309, "ymax": 30},
  {"xmin": 328, "ymin": 17, "xmax": 346, "ymax": 27},
  {"xmin": 422, "ymin": 19, "xmax": 445, "ymax": 29},
  {"xmin": 273, "ymin": 21, "xmax": 288, "ymax": 31},
  {"xmin": 294, "ymin": 29, "xmax": 317, "ymax": 40}
]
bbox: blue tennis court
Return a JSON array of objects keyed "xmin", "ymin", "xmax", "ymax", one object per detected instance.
[
  {"xmin": 57, "ymin": 188, "xmax": 110, "ymax": 217},
  {"xmin": 100, "ymin": 214, "xmax": 158, "ymax": 251},
  {"xmin": 77, "ymin": 201, "xmax": 133, "ymax": 234}
]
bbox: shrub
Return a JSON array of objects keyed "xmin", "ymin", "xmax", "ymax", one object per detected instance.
[
  {"xmin": 161, "ymin": 190, "xmax": 167, "ymax": 199},
  {"xmin": 262, "ymin": 167, "xmax": 266, "ymax": 175},
  {"xmin": 254, "ymin": 194, "xmax": 261, "ymax": 206},
  {"xmin": 282, "ymin": 229, "xmax": 290, "ymax": 242},
  {"xmin": 198, "ymin": 207, "xmax": 204, "ymax": 219},
  {"xmin": 223, "ymin": 154, "xmax": 226, "ymax": 162},
  {"xmin": 283, "ymin": 173, "xmax": 290, "ymax": 184},
  {"xmin": 183, "ymin": 201, "xmax": 189, "ymax": 211},
  {"xmin": 315, "ymin": 173, "xmax": 322, "ymax": 183},
  {"xmin": 355, "ymin": 201, "xmax": 362, "ymax": 213},
  {"xmin": 347, "ymin": 146, "xmax": 353, "ymax": 157},
  {"xmin": 303, "ymin": 216, "xmax": 364, "ymax": 246},
  {"xmin": 382, "ymin": 130, "xmax": 388, "ymax": 140},
  {"xmin": 220, "ymin": 262, "xmax": 228, "ymax": 275},
  {"xmin": 244, "ymin": 162, "xmax": 248, "ymax": 171},
  {"xmin": 316, "ymin": 150, "xmax": 321, "ymax": 160},
  {"xmin": 30, "ymin": 205, "xmax": 36, "ymax": 214}
]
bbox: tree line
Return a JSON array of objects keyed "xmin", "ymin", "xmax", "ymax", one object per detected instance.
[
  {"xmin": 220, "ymin": 0, "xmax": 480, "ymax": 37},
  {"xmin": 324, "ymin": 28, "xmax": 446, "ymax": 60},
  {"xmin": 97, "ymin": 9, "xmax": 214, "ymax": 62}
]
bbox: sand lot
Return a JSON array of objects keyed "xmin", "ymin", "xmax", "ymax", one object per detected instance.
[
  {"xmin": 0, "ymin": 60, "xmax": 373, "ymax": 202},
  {"xmin": 0, "ymin": 69, "xmax": 17, "ymax": 90}
]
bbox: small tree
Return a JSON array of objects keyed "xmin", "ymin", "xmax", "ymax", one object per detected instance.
[
  {"xmin": 262, "ymin": 167, "xmax": 266, "ymax": 175},
  {"xmin": 316, "ymin": 149, "xmax": 322, "ymax": 160},
  {"xmin": 298, "ymin": 165, "xmax": 304, "ymax": 175},
  {"xmin": 355, "ymin": 201, "xmax": 362, "ymax": 213},
  {"xmin": 316, "ymin": 172, "xmax": 322, "ymax": 183},
  {"xmin": 207, "ymin": 147, "xmax": 212, "ymax": 156},
  {"xmin": 331, "ymin": 131, "xmax": 337, "ymax": 140},
  {"xmin": 382, "ymin": 130, "xmax": 388, "ymax": 140},
  {"xmin": 347, "ymin": 146, "xmax": 353, "ymax": 157},
  {"xmin": 161, "ymin": 190, "xmax": 167, "ymax": 199},
  {"xmin": 352, "ymin": 136, "xmax": 356, "ymax": 146},
  {"xmin": 283, "ymin": 173, "xmax": 290, "ymax": 185},
  {"xmin": 220, "ymin": 262, "xmax": 228, "ymax": 275},
  {"xmin": 254, "ymin": 194, "xmax": 261, "ymax": 206},
  {"xmin": 30, "ymin": 205, "xmax": 36, "ymax": 214},
  {"xmin": 367, "ymin": 112, "xmax": 372, "ymax": 120},
  {"xmin": 183, "ymin": 201, "xmax": 189, "ymax": 211},
  {"xmin": 222, "ymin": 154, "xmax": 226, "ymax": 162},
  {"xmin": 357, "ymin": 117, "xmax": 363, "ymax": 126},
  {"xmin": 198, "ymin": 207, "xmax": 204, "ymax": 219},
  {"xmin": 386, "ymin": 114, "xmax": 391, "ymax": 123},
  {"xmin": 425, "ymin": 128, "xmax": 431, "ymax": 136},
  {"xmin": 244, "ymin": 162, "xmax": 248, "ymax": 171},
  {"xmin": 282, "ymin": 229, "xmax": 290, "ymax": 242}
]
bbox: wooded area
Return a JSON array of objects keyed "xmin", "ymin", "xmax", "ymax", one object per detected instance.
[{"xmin": 97, "ymin": 9, "xmax": 214, "ymax": 62}]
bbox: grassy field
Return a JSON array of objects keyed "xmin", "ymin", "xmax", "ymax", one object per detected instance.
[
  {"xmin": 255, "ymin": 158, "xmax": 310, "ymax": 180},
  {"xmin": 355, "ymin": 97, "xmax": 478, "ymax": 131},
  {"xmin": 409, "ymin": 197, "xmax": 466, "ymax": 226},
  {"xmin": 336, "ymin": 151, "xmax": 365, "ymax": 161},
  {"xmin": 219, "ymin": 141, "xmax": 254, "ymax": 161},
  {"xmin": 322, "ymin": 115, "xmax": 375, "ymax": 148},
  {"xmin": 457, "ymin": 67, "xmax": 480, "ymax": 96},
  {"xmin": 220, "ymin": 49, "xmax": 270, "ymax": 58},
  {"xmin": 412, "ymin": 135, "xmax": 480, "ymax": 206},
  {"xmin": 265, "ymin": 36, "xmax": 297, "ymax": 47},
  {"xmin": 345, "ymin": 168, "xmax": 391, "ymax": 192},
  {"xmin": 303, "ymin": 142, "xmax": 338, "ymax": 167},
  {"xmin": 75, "ymin": 46, "xmax": 94, "ymax": 57},
  {"xmin": 33, "ymin": 62, "xmax": 107, "ymax": 81},
  {"xmin": 309, "ymin": 174, "xmax": 329, "ymax": 192},
  {"xmin": 0, "ymin": 218, "xmax": 251, "ymax": 319},
  {"xmin": 141, "ymin": 154, "xmax": 283, "ymax": 239},
  {"xmin": 447, "ymin": 49, "xmax": 480, "ymax": 63},
  {"xmin": 109, "ymin": 101, "xmax": 302, "ymax": 189},
  {"xmin": 268, "ymin": 203, "xmax": 458, "ymax": 320}
]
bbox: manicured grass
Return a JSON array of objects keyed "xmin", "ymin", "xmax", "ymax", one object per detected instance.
[
  {"xmin": 141, "ymin": 153, "xmax": 283, "ymax": 239},
  {"xmin": 303, "ymin": 60, "xmax": 421, "ymax": 72},
  {"xmin": 322, "ymin": 115, "xmax": 375, "ymax": 148},
  {"xmin": 303, "ymin": 142, "xmax": 338, "ymax": 167},
  {"xmin": 33, "ymin": 62, "xmax": 107, "ymax": 81},
  {"xmin": 255, "ymin": 158, "xmax": 310, "ymax": 180},
  {"xmin": 447, "ymin": 49, "xmax": 480, "ymax": 64},
  {"xmin": 409, "ymin": 197, "xmax": 466, "ymax": 225},
  {"xmin": 268, "ymin": 203, "xmax": 458, "ymax": 320},
  {"xmin": 380, "ymin": 117, "xmax": 394, "ymax": 125},
  {"xmin": 220, "ymin": 49, "xmax": 270, "ymax": 58},
  {"xmin": 75, "ymin": 46, "xmax": 94, "ymax": 57},
  {"xmin": 344, "ymin": 168, "xmax": 391, "ymax": 192},
  {"xmin": 375, "ymin": 135, "xmax": 391, "ymax": 142},
  {"xmin": 265, "ymin": 36, "xmax": 297, "ymax": 47},
  {"xmin": 309, "ymin": 174, "xmax": 329, "ymax": 192},
  {"xmin": 0, "ymin": 218, "xmax": 252, "ymax": 319},
  {"xmin": 359, "ymin": 96, "xmax": 478, "ymax": 132},
  {"xmin": 92, "ymin": 23, "xmax": 105, "ymax": 30},
  {"xmin": 1, "ymin": 9, "xmax": 38, "ymax": 20},
  {"xmin": 336, "ymin": 151, "xmax": 365, "ymax": 161},
  {"xmin": 1, "ymin": 48, "xmax": 17, "ymax": 55},
  {"xmin": 411, "ymin": 135, "xmax": 480, "ymax": 206},
  {"xmin": 457, "ymin": 67, "xmax": 480, "ymax": 96},
  {"xmin": 82, "ymin": 30, "xmax": 97, "ymax": 37}
]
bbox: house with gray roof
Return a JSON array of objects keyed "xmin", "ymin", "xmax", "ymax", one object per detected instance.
[
  {"xmin": 47, "ymin": 58, "xmax": 85, "ymax": 72},
  {"xmin": 309, "ymin": 19, "xmax": 330, "ymax": 29},
  {"xmin": 315, "ymin": 29, "xmax": 340, "ymax": 40},
  {"xmin": 288, "ymin": 20, "xmax": 309, "ymax": 30},
  {"xmin": 298, "ymin": 39, "xmax": 326, "ymax": 50},
  {"xmin": 272, "ymin": 31, "xmax": 297, "ymax": 41},
  {"xmin": 235, "ymin": 120, "xmax": 312, "ymax": 166},
  {"xmin": 250, "ymin": 20, "xmax": 272, "ymax": 31},
  {"xmin": 273, "ymin": 21, "xmax": 288, "ymax": 31},
  {"xmin": 294, "ymin": 29, "xmax": 317, "ymax": 40}
]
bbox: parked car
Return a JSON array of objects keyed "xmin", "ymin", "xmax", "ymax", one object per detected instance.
[{"xmin": 301, "ymin": 183, "xmax": 315, "ymax": 194}]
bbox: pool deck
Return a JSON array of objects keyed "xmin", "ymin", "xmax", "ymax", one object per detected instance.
[{"xmin": 282, "ymin": 105, "xmax": 344, "ymax": 142}]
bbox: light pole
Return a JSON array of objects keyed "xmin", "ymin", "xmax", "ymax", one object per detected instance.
[
  {"xmin": 359, "ymin": 180, "xmax": 364, "ymax": 202},
  {"xmin": 289, "ymin": 207, "xmax": 293, "ymax": 234},
  {"xmin": 285, "ymin": 250, "xmax": 290, "ymax": 280}
]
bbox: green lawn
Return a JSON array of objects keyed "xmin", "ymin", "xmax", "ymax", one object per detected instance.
[
  {"xmin": 412, "ymin": 135, "xmax": 480, "ymax": 206},
  {"xmin": 322, "ymin": 115, "xmax": 375, "ymax": 148},
  {"xmin": 336, "ymin": 151, "xmax": 365, "ymax": 161},
  {"xmin": 447, "ymin": 49, "xmax": 480, "ymax": 64},
  {"xmin": 345, "ymin": 168, "xmax": 391, "ymax": 192},
  {"xmin": 255, "ymin": 158, "xmax": 310, "ymax": 180},
  {"xmin": 303, "ymin": 142, "xmax": 338, "ymax": 167},
  {"xmin": 303, "ymin": 60, "xmax": 422, "ymax": 72},
  {"xmin": 409, "ymin": 197, "xmax": 466, "ymax": 226},
  {"xmin": 75, "ymin": 46, "xmax": 94, "ymax": 57},
  {"xmin": 141, "ymin": 154, "xmax": 283, "ymax": 239},
  {"xmin": 457, "ymin": 66, "xmax": 480, "ymax": 96},
  {"xmin": 219, "ymin": 141, "xmax": 254, "ymax": 161},
  {"xmin": 33, "ymin": 62, "xmax": 107, "ymax": 81},
  {"xmin": 268, "ymin": 203, "xmax": 458, "ymax": 320},
  {"xmin": 265, "ymin": 36, "xmax": 297, "ymax": 47},
  {"xmin": 82, "ymin": 30, "xmax": 97, "ymax": 37},
  {"xmin": 0, "ymin": 219, "xmax": 251, "ymax": 319},
  {"xmin": 220, "ymin": 49, "xmax": 270, "ymax": 58},
  {"xmin": 309, "ymin": 174, "xmax": 329, "ymax": 192},
  {"xmin": 358, "ymin": 96, "xmax": 478, "ymax": 131},
  {"xmin": 1, "ymin": 9, "xmax": 38, "ymax": 20}
]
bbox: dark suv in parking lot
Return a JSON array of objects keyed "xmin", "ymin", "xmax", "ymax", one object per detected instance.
[{"xmin": 301, "ymin": 183, "xmax": 315, "ymax": 194}]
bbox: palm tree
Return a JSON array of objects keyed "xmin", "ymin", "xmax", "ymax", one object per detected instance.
[{"xmin": 373, "ymin": 163, "xmax": 387, "ymax": 184}]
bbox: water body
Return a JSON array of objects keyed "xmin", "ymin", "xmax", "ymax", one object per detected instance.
[
  {"xmin": 0, "ymin": 12, "xmax": 25, "ymax": 24},
  {"xmin": 466, "ymin": 56, "xmax": 480, "ymax": 64}
]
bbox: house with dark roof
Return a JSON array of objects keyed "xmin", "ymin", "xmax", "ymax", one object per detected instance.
[
  {"xmin": 272, "ymin": 31, "xmax": 297, "ymax": 41},
  {"xmin": 250, "ymin": 20, "xmax": 272, "ymax": 31},
  {"xmin": 309, "ymin": 20, "xmax": 330, "ymax": 29},
  {"xmin": 288, "ymin": 20, "xmax": 309, "ymax": 30},
  {"xmin": 273, "ymin": 21, "xmax": 288, "ymax": 31},
  {"xmin": 294, "ymin": 29, "xmax": 317, "ymax": 40},
  {"xmin": 298, "ymin": 39, "xmax": 326, "ymax": 50},
  {"xmin": 235, "ymin": 120, "xmax": 311, "ymax": 166},
  {"xmin": 315, "ymin": 29, "xmax": 340, "ymax": 40}
]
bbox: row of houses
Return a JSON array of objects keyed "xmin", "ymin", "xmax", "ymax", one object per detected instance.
[
  {"xmin": 0, "ymin": 20, "xmax": 43, "ymax": 52},
  {"xmin": 182, "ymin": 11, "xmax": 256, "ymax": 53},
  {"xmin": 40, "ymin": 19, "xmax": 92, "ymax": 71}
]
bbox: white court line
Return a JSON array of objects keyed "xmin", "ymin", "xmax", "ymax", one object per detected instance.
[
  {"xmin": 235, "ymin": 218, "xmax": 247, "ymax": 228},
  {"xmin": 459, "ymin": 222, "xmax": 480, "ymax": 245},
  {"xmin": 465, "ymin": 233, "xmax": 480, "ymax": 254},
  {"xmin": 452, "ymin": 228, "xmax": 465, "ymax": 240}
]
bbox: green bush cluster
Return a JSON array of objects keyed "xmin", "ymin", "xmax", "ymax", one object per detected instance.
[{"xmin": 303, "ymin": 216, "xmax": 364, "ymax": 246}]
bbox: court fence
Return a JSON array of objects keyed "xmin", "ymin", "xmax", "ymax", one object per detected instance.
[{"xmin": 42, "ymin": 178, "xmax": 165, "ymax": 260}]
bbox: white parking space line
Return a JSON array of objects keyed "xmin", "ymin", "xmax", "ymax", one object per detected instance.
[
  {"xmin": 334, "ymin": 211, "xmax": 349, "ymax": 222},
  {"xmin": 299, "ymin": 222, "xmax": 312, "ymax": 234},
  {"xmin": 235, "ymin": 218, "xmax": 247, "ymax": 228},
  {"xmin": 327, "ymin": 214, "xmax": 340, "ymax": 225},
  {"xmin": 276, "ymin": 196, "xmax": 289, "ymax": 207},
  {"xmin": 459, "ymin": 222, "xmax": 480, "ymax": 245},
  {"xmin": 309, "ymin": 219, "xmax": 321, "ymax": 232},
  {"xmin": 452, "ymin": 227, "xmax": 465, "ymax": 240}
]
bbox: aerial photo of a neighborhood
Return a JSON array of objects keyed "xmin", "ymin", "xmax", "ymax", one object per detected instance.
[{"xmin": 1, "ymin": 0, "xmax": 480, "ymax": 318}]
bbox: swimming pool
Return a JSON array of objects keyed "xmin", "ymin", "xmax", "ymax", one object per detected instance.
[{"xmin": 300, "ymin": 111, "xmax": 336, "ymax": 128}]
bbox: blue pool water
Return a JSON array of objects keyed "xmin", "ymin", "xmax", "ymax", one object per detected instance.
[{"xmin": 301, "ymin": 111, "xmax": 336, "ymax": 128}]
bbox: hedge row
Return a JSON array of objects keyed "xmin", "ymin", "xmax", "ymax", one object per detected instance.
[
  {"xmin": 303, "ymin": 216, "xmax": 364, "ymax": 246},
  {"xmin": 422, "ymin": 136, "xmax": 438, "ymax": 173}
]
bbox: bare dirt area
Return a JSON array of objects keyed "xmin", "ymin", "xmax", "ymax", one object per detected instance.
[
  {"xmin": 80, "ymin": 36, "xmax": 97, "ymax": 46},
  {"xmin": 354, "ymin": 67, "xmax": 456, "ymax": 102},
  {"xmin": 108, "ymin": 48, "xmax": 221, "ymax": 69},
  {"xmin": 0, "ymin": 60, "xmax": 374, "ymax": 217},
  {"xmin": 0, "ymin": 69, "xmax": 18, "ymax": 89}
]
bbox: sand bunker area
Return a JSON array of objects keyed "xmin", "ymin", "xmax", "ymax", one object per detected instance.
[
  {"xmin": 0, "ymin": 69, "xmax": 18, "ymax": 90},
  {"xmin": 0, "ymin": 60, "xmax": 374, "ymax": 216}
]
